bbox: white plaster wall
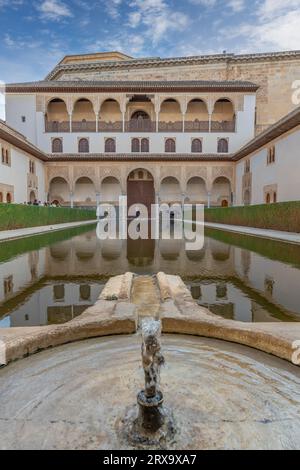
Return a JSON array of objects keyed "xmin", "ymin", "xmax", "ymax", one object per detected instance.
[
  {"xmin": 5, "ymin": 94, "xmax": 37, "ymax": 144},
  {"xmin": 236, "ymin": 127, "xmax": 300, "ymax": 205},
  {"xmin": 0, "ymin": 148, "xmax": 45, "ymax": 203}
]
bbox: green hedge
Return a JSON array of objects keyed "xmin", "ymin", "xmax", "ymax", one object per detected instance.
[
  {"xmin": 0, "ymin": 203, "xmax": 96, "ymax": 231},
  {"xmin": 205, "ymin": 201, "xmax": 300, "ymax": 233}
]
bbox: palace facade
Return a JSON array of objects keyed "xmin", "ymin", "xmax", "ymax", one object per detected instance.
[{"xmin": 1, "ymin": 50, "xmax": 300, "ymax": 208}]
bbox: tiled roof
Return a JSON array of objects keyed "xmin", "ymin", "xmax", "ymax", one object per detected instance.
[
  {"xmin": 232, "ymin": 105, "xmax": 300, "ymax": 161},
  {"xmin": 5, "ymin": 80, "xmax": 258, "ymax": 93},
  {"xmin": 45, "ymin": 50, "xmax": 300, "ymax": 80},
  {"xmin": 0, "ymin": 120, "xmax": 48, "ymax": 161}
]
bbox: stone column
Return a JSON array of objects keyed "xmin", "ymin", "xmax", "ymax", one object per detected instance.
[
  {"xmin": 207, "ymin": 192, "xmax": 211, "ymax": 209},
  {"xmin": 231, "ymin": 192, "xmax": 236, "ymax": 207},
  {"xmin": 70, "ymin": 192, "xmax": 74, "ymax": 209},
  {"xmin": 182, "ymin": 113, "xmax": 186, "ymax": 133},
  {"xmin": 96, "ymin": 192, "xmax": 100, "ymax": 207},
  {"xmin": 208, "ymin": 114, "xmax": 212, "ymax": 133}
]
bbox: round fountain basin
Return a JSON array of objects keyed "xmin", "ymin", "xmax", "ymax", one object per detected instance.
[{"xmin": 0, "ymin": 334, "xmax": 300, "ymax": 450}]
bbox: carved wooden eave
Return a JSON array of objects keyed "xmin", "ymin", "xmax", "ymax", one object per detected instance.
[
  {"xmin": 46, "ymin": 153, "xmax": 233, "ymax": 162},
  {"xmin": 5, "ymin": 80, "xmax": 259, "ymax": 94}
]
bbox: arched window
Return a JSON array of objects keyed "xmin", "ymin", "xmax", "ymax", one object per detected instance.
[
  {"xmin": 6, "ymin": 193, "xmax": 11, "ymax": 203},
  {"xmin": 105, "ymin": 138, "xmax": 116, "ymax": 153},
  {"xmin": 191, "ymin": 139, "xmax": 202, "ymax": 153},
  {"xmin": 5, "ymin": 149, "xmax": 9, "ymax": 164},
  {"xmin": 141, "ymin": 138, "xmax": 149, "ymax": 153},
  {"xmin": 273, "ymin": 192, "xmax": 277, "ymax": 203},
  {"xmin": 217, "ymin": 138, "xmax": 228, "ymax": 153},
  {"xmin": 266, "ymin": 193, "xmax": 271, "ymax": 204},
  {"xmin": 1, "ymin": 148, "xmax": 4, "ymax": 163},
  {"xmin": 0, "ymin": 192, "xmax": 3, "ymax": 203},
  {"xmin": 131, "ymin": 110, "xmax": 150, "ymax": 120},
  {"xmin": 78, "ymin": 138, "xmax": 89, "ymax": 153},
  {"xmin": 165, "ymin": 138, "xmax": 176, "ymax": 153},
  {"xmin": 131, "ymin": 138, "xmax": 140, "ymax": 153},
  {"xmin": 52, "ymin": 138, "xmax": 63, "ymax": 153}
]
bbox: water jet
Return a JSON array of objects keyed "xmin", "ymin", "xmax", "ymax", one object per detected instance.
[{"xmin": 119, "ymin": 319, "xmax": 176, "ymax": 448}]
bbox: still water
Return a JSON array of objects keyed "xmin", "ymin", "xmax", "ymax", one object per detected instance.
[{"xmin": 1, "ymin": 223, "xmax": 300, "ymax": 326}]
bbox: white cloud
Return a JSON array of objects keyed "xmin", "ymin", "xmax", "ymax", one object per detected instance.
[
  {"xmin": 37, "ymin": 0, "xmax": 73, "ymax": 21},
  {"xmin": 188, "ymin": 0, "xmax": 217, "ymax": 5},
  {"xmin": 228, "ymin": 0, "xmax": 245, "ymax": 12},
  {"xmin": 258, "ymin": 0, "xmax": 300, "ymax": 19},
  {"xmin": 128, "ymin": 0, "xmax": 190, "ymax": 44},
  {"xmin": 106, "ymin": 0, "xmax": 122, "ymax": 19},
  {"xmin": 223, "ymin": 1, "xmax": 300, "ymax": 52}
]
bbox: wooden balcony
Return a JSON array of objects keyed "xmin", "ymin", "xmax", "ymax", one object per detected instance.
[
  {"xmin": 158, "ymin": 121, "xmax": 183, "ymax": 132},
  {"xmin": 211, "ymin": 120, "xmax": 236, "ymax": 132},
  {"xmin": 45, "ymin": 121, "xmax": 70, "ymax": 133},
  {"xmin": 99, "ymin": 121, "xmax": 123, "ymax": 132},
  {"xmin": 72, "ymin": 121, "xmax": 96, "ymax": 132},
  {"xmin": 125, "ymin": 119, "xmax": 156, "ymax": 132},
  {"xmin": 184, "ymin": 120, "xmax": 209, "ymax": 132}
]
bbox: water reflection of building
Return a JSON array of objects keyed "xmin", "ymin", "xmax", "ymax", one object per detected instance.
[
  {"xmin": 1, "ymin": 228, "xmax": 300, "ymax": 325},
  {"xmin": 6, "ymin": 283, "xmax": 103, "ymax": 328}
]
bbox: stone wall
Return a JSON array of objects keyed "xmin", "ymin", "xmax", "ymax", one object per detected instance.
[{"xmin": 58, "ymin": 57, "xmax": 300, "ymax": 134}]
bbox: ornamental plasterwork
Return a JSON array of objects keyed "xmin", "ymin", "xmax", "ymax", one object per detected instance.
[
  {"xmin": 185, "ymin": 167, "xmax": 208, "ymax": 182},
  {"xmin": 212, "ymin": 166, "xmax": 234, "ymax": 182},
  {"xmin": 37, "ymin": 91, "xmax": 244, "ymax": 115},
  {"xmin": 99, "ymin": 167, "xmax": 122, "ymax": 183},
  {"xmin": 160, "ymin": 166, "xmax": 182, "ymax": 181},
  {"xmin": 74, "ymin": 166, "xmax": 96, "ymax": 181},
  {"xmin": 46, "ymin": 166, "xmax": 70, "ymax": 190}
]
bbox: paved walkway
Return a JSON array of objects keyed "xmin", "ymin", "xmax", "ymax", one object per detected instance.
[
  {"xmin": 205, "ymin": 222, "xmax": 300, "ymax": 244},
  {"xmin": 0, "ymin": 219, "xmax": 97, "ymax": 242}
]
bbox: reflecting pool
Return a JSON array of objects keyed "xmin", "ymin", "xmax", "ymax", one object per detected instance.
[{"xmin": 1, "ymin": 223, "xmax": 300, "ymax": 326}]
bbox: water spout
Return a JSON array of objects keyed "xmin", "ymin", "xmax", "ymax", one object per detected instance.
[{"xmin": 119, "ymin": 318, "xmax": 175, "ymax": 448}]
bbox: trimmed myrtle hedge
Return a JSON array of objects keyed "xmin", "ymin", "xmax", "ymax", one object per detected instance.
[
  {"xmin": 0, "ymin": 203, "xmax": 96, "ymax": 231},
  {"xmin": 205, "ymin": 201, "xmax": 300, "ymax": 233}
]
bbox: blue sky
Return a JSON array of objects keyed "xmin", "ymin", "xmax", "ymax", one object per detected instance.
[{"xmin": 0, "ymin": 0, "xmax": 299, "ymax": 84}]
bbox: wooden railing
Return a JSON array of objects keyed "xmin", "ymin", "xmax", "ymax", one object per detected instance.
[
  {"xmin": 125, "ymin": 120, "xmax": 156, "ymax": 132},
  {"xmin": 45, "ymin": 121, "xmax": 70, "ymax": 132},
  {"xmin": 185, "ymin": 120, "xmax": 209, "ymax": 132},
  {"xmin": 211, "ymin": 120, "xmax": 236, "ymax": 132},
  {"xmin": 45, "ymin": 118, "xmax": 236, "ymax": 133},
  {"xmin": 99, "ymin": 121, "xmax": 123, "ymax": 132},
  {"xmin": 72, "ymin": 121, "xmax": 96, "ymax": 132},
  {"xmin": 158, "ymin": 121, "xmax": 183, "ymax": 132}
]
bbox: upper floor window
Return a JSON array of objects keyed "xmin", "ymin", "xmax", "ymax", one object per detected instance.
[
  {"xmin": 267, "ymin": 146, "xmax": 275, "ymax": 164},
  {"xmin": 21, "ymin": 116, "xmax": 26, "ymax": 123},
  {"xmin": 131, "ymin": 138, "xmax": 150, "ymax": 153},
  {"xmin": 191, "ymin": 138, "xmax": 202, "ymax": 153},
  {"xmin": 78, "ymin": 138, "xmax": 89, "ymax": 153},
  {"xmin": 244, "ymin": 159, "xmax": 251, "ymax": 173},
  {"xmin": 1, "ymin": 146, "xmax": 11, "ymax": 166},
  {"xmin": 217, "ymin": 138, "xmax": 229, "ymax": 153},
  {"xmin": 52, "ymin": 138, "xmax": 63, "ymax": 153},
  {"xmin": 29, "ymin": 160, "xmax": 35, "ymax": 174},
  {"xmin": 131, "ymin": 138, "xmax": 140, "ymax": 153},
  {"xmin": 141, "ymin": 138, "xmax": 149, "ymax": 153},
  {"xmin": 105, "ymin": 138, "xmax": 116, "ymax": 153},
  {"xmin": 165, "ymin": 138, "xmax": 176, "ymax": 153}
]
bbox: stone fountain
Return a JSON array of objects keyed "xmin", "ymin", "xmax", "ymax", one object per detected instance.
[{"xmin": 119, "ymin": 318, "xmax": 176, "ymax": 448}]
